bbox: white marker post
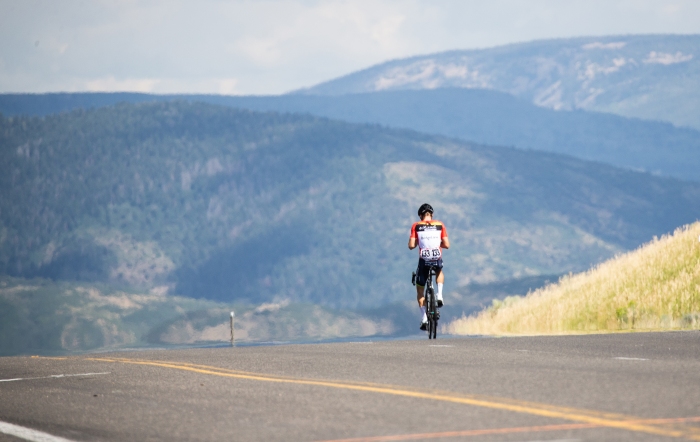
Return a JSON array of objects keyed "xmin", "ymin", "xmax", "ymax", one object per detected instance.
[{"xmin": 230, "ymin": 311, "xmax": 235, "ymax": 346}]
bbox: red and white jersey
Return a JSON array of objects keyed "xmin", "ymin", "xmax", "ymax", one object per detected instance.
[{"xmin": 409, "ymin": 220, "xmax": 448, "ymax": 261}]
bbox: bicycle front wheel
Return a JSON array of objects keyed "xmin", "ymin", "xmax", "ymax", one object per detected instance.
[{"xmin": 432, "ymin": 314, "xmax": 438, "ymax": 339}]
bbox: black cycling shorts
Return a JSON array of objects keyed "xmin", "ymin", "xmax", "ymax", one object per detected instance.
[{"xmin": 415, "ymin": 258, "xmax": 443, "ymax": 287}]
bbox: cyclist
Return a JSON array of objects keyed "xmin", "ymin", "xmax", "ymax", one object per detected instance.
[{"xmin": 408, "ymin": 203, "xmax": 450, "ymax": 330}]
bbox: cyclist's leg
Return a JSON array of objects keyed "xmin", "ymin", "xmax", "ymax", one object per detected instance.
[
  {"xmin": 435, "ymin": 261, "xmax": 445, "ymax": 306},
  {"xmin": 415, "ymin": 259, "xmax": 429, "ymax": 307},
  {"xmin": 416, "ymin": 284, "xmax": 428, "ymax": 329},
  {"xmin": 415, "ymin": 260, "xmax": 429, "ymax": 327},
  {"xmin": 416, "ymin": 284, "xmax": 425, "ymax": 307}
]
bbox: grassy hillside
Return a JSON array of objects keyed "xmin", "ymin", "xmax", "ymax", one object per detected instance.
[
  {"xmin": 3, "ymin": 90, "xmax": 699, "ymax": 182},
  {"xmin": 448, "ymin": 223, "xmax": 700, "ymax": 335},
  {"xmin": 300, "ymin": 34, "xmax": 700, "ymax": 130},
  {"xmin": 2, "ymin": 101, "xmax": 699, "ymax": 312}
]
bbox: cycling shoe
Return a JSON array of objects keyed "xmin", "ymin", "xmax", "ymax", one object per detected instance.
[{"xmin": 419, "ymin": 322, "xmax": 428, "ymax": 331}]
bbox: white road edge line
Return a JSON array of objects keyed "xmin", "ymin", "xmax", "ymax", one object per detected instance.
[
  {"xmin": 0, "ymin": 420, "xmax": 77, "ymax": 442},
  {"xmin": 614, "ymin": 357, "xmax": 649, "ymax": 361},
  {"xmin": 0, "ymin": 372, "xmax": 110, "ymax": 382}
]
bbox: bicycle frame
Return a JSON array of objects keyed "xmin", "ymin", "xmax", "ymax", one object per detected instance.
[{"xmin": 424, "ymin": 264, "xmax": 440, "ymax": 339}]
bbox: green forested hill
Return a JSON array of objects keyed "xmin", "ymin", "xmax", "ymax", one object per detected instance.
[
  {"xmin": 3, "ymin": 90, "xmax": 699, "ymax": 182},
  {"xmin": 2, "ymin": 102, "xmax": 699, "ymax": 310}
]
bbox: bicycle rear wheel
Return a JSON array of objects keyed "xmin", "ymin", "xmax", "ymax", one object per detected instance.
[{"xmin": 426, "ymin": 287, "xmax": 436, "ymax": 339}]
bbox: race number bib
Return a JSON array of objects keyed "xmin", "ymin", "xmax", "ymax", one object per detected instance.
[{"xmin": 420, "ymin": 248, "xmax": 441, "ymax": 260}]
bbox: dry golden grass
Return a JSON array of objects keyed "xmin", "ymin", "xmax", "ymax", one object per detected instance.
[{"xmin": 447, "ymin": 222, "xmax": 700, "ymax": 335}]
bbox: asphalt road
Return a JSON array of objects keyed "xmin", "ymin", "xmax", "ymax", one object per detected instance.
[{"xmin": 1, "ymin": 331, "xmax": 699, "ymax": 442}]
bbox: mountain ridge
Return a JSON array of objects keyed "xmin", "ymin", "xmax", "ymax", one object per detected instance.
[{"xmin": 296, "ymin": 34, "xmax": 700, "ymax": 130}]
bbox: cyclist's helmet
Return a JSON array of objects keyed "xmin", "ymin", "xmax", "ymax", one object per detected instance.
[{"xmin": 418, "ymin": 203, "xmax": 433, "ymax": 219}]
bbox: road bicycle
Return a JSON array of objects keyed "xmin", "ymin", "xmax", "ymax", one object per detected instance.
[{"xmin": 413, "ymin": 264, "xmax": 440, "ymax": 339}]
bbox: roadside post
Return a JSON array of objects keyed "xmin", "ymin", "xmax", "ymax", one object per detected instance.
[{"xmin": 230, "ymin": 311, "xmax": 235, "ymax": 346}]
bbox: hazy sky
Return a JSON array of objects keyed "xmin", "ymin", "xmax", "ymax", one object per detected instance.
[{"xmin": 1, "ymin": 0, "xmax": 699, "ymax": 95}]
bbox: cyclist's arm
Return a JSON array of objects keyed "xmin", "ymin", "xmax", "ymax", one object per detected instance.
[
  {"xmin": 408, "ymin": 237, "xmax": 417, "ymax": 249},
  {"xmin": 441, "ymin": 237, "xmax": 450, "ymax": 249}
]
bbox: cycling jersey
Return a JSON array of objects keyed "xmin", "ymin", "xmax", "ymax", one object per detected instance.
[{"xmin": 409, "ymin": 220, "xmax": 448, "ymax": 262}]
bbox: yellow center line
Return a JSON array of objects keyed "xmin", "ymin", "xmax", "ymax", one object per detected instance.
[
  {"xmin": 315, "ymin": 417, "xmax": 700, "ymax": 442},
  {"xmin": 316, "ymin": 423, "xmax": 600, "ymax": 442},
  {"xmin": 86, "ymin": 357, "xmax": 700, "ymax": 440}
]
